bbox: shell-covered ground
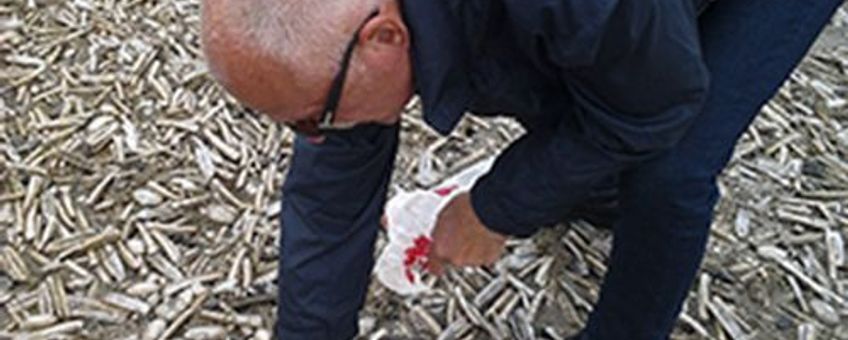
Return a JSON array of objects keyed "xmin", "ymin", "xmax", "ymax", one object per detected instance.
[{"xmin": 1, "ymin": 1, "xmax": 847, "ymax": 339}]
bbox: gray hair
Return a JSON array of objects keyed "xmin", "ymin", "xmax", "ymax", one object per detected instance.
[{"xmin": 204, "ymin": 0, "xmax": 379, "ymax": 81}]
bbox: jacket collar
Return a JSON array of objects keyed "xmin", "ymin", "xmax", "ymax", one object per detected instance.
[{"xmin": 401, "ymin": 0, "xmax": 472, "ymax": 135}]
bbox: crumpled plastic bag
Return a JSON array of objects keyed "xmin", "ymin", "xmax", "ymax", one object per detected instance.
[{"xmin": 374, "ymin": 157, "xmax": 495, "ymax": 295}]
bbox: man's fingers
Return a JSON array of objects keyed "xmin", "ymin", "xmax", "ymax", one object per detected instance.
[
  {"xmin": 427, "ymin": 237, "xmax": 451, "ymax": 276},
  {"xmin": 427, "ymin": 257, "xmax": 445, "ymax": 276},
  {"xmin": 483, "ymin": 253, "xmax": 500, "ymax": 267}
]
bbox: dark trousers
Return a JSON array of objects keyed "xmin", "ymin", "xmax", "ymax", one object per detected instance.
[
  {"xmin": 580, "ymin": 0, "xmax": 841, "ymax": 339},
  {"xmin": 275, "ymin": 0, "xmax": 841, "ymax": 339}
]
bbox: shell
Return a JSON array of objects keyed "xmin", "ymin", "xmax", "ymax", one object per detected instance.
[{"xmin": 133, "ymin": 188, "xmax": 164, "ymax": 206}]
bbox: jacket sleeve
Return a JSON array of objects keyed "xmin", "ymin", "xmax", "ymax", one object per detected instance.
[
  {"xmin": 278, "ymin": 124, "xmax": 398, "ymax": 335},
  {"xmin": 281, "ymin": 124, "xmax": 398, "ymax": 244},
  {"xmin": 471, "ymin": 0, "xmax": 710, "ymax": 237}
]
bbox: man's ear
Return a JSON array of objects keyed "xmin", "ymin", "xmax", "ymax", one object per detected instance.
[{"xmin": 359, "ymin": 6, "xmax": 409, "ymax": 49}]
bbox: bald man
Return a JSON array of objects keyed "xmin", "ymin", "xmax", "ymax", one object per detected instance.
[{"xmin": 201, "ymin": 0, "xmax": 841, "ymax": 339}]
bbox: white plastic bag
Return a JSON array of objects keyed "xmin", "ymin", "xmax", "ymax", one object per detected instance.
[{"xmin": 374, "ymin": 157, "xmax": 495, "ymax": 295}]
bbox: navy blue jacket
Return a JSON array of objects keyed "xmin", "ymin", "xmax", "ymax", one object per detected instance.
[{"xmin": 283, "ymin": 0, "xmax": 709, "ymax": 239}]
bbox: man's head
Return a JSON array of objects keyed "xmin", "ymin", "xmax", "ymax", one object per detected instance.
[{"xmin": 202, "ymin": 0, "xmax": 413, "ymax": 134}]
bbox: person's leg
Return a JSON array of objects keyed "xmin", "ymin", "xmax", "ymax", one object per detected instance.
[
  {"xmin": 581, "ymin": 1, "xmax": 842, "ymax": 339},
  {"xmin": 276, "ymin": 125, "xmax": 399, "ymax": 339}
]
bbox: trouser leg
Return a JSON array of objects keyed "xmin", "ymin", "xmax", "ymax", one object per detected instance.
[
  {"xmin": 276, "ymin": 125, "xmax": 399, "ymax": 339},
  {"xmin": 581, "ymin": 1, "xmax": 841, "ymax": 338}
]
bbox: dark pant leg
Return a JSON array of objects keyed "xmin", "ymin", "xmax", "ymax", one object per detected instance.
[
  {"xmin": 581, "ymin": 1, "xmax": 842, "ymax": 339},
  {"xmin": 276, "ymin": 125, "xmax": 399, "ymax": 339}
]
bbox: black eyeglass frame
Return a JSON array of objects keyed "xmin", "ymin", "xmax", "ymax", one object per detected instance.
[{"xmin": 286, "ymin": 10, "xmax": 380, "ymax": 137}]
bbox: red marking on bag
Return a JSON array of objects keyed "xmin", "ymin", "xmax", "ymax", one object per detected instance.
[
  {"xmin": 434, "ymin": 185, "xmax": 459, "ymax": 197},
  {"xmin": 402, "ymin": 235, "xmax": 432, "ymax": 283}
]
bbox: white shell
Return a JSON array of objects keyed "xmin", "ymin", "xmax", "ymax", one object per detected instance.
[
  {"xmin": 204, "ymin": 204, "xmax": 238, "ymax": 224},
  {"xmin": 184, "ymin": 326, "xmax": 227, "ymax": 339},
  {"xmin": 143, "ymin": 319, "xmax": 167, "ymax": 340},
  {"xmin": 133, "ymin": 188, "xmax": 163, "ymax": 206}
]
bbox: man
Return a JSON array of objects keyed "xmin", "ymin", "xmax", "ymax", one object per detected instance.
[{"xmin": 201, "ymin": 0, "xmax": 842, "ymax": 338}]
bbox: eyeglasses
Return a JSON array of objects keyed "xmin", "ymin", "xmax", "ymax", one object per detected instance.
[{"xmin": 285, "ymin": 10, "xmax": 380, "ymax": 137}]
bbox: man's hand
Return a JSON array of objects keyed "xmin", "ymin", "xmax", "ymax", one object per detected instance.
[{"xmin": 428, "ymin": 192, "xmax": 507, "ymax": 275}]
